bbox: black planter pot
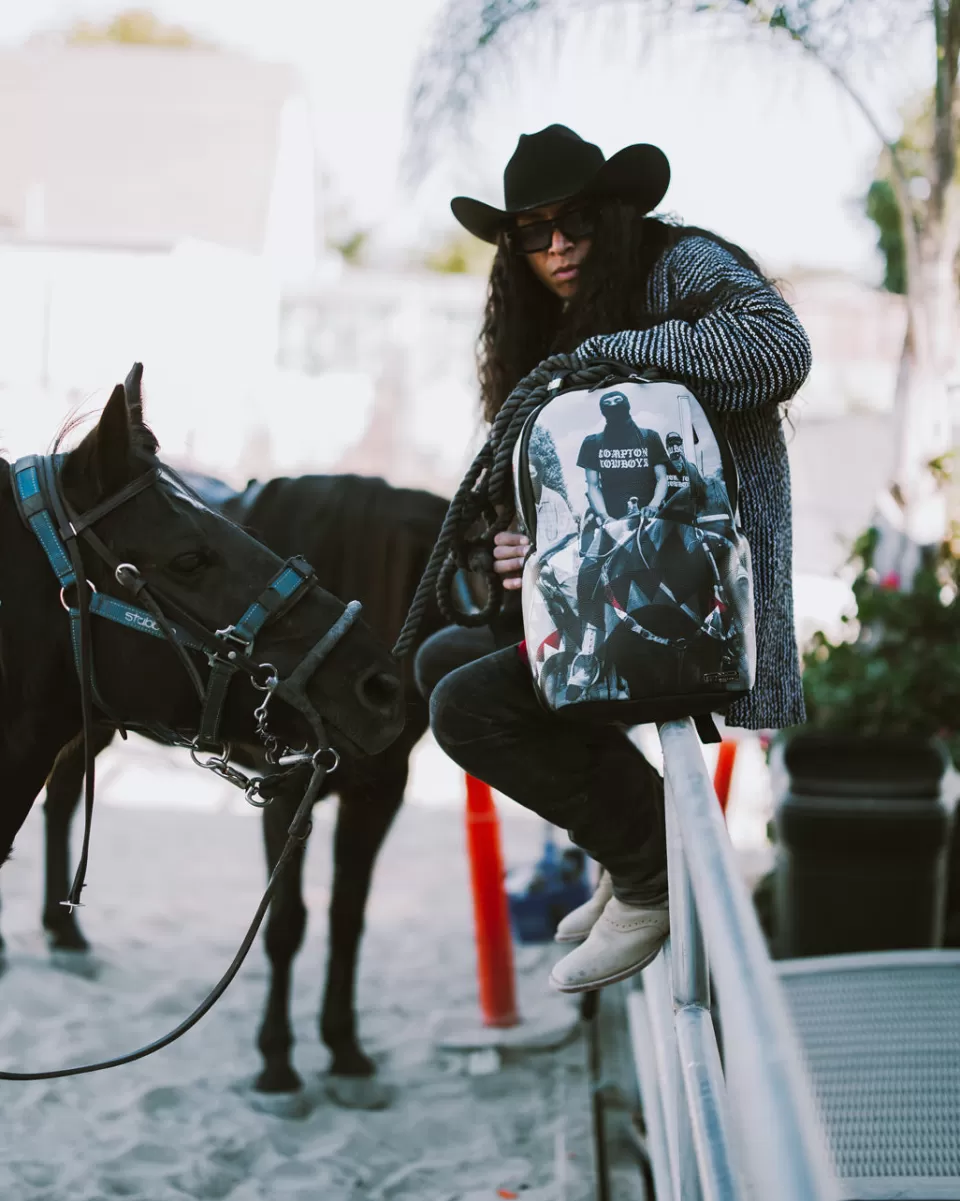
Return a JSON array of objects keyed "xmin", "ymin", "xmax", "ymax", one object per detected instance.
[{"xmin": 769, "ymin": 731, "xmax": 955, "ymax": 958}]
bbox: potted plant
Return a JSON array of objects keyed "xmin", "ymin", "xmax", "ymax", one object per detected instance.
[
  {"xmin": 759, "ymin": 509, "xmax": 960, "ymax": 956},
  {"xmin": 800, "ymin": 524, "xmax": 960, "ymax": 761}
]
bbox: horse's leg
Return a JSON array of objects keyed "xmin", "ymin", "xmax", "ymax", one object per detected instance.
[
  {"xmin": 255, "ymin": 787, "xmax": 308, "ymax": 1094},
  {"xmin": 0, "ymin": 730, "xmax": 77, "ymax": 956},
  {"xmin": 320, "ymin": 733, "xmax": 419, "ymax": 1109},
  {"xmin": 1, "ymin": 790, "xmax": 40, "ymax": 872},
  {"xmin": 42, "ymin": 726, "xmax": 115, "ymax": 950},
  {"xmin": 43, "ymin": 742, "xmax": 88, "ymax": 950}
]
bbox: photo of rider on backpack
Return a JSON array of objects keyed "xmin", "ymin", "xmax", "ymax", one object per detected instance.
[{"xmin": 516, "ymin": 375, "xmax": 747, "ymax": 713}]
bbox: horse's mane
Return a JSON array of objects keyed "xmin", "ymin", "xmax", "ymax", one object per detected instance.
[
  {"xmin": 51, "ymin": 409, "xmax": 95, "ymax": 456},
  {"xmin": 236, "ymin": 474, "xmax": 449, "ymax": 650}
]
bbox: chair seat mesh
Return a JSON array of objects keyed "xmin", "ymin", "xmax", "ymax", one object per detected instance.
[{"xmin": 778, "ymin": 953, "xmax": 960, "ymax": 1190}]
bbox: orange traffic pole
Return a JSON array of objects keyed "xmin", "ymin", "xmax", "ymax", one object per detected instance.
[
  {"xmin": 713, "ymin": 739, "xmax": 737, "ymax": 815},
  {"xmin": 464, "ymin": 774, "xmax": 519, "ymax": 1028}
]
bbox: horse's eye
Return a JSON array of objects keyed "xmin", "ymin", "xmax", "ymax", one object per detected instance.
[{"xmin": 169, "ymin": 549, "xmax": 212, "ymax": 575}]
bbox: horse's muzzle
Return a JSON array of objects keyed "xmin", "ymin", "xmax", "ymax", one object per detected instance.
[
  {"xmin": 355, "ymin": 666, "xmax": 403, "ymax": 718},
  {"xmin": 269, "ymin": 601, "xmax": 405, "ymax": 755}
]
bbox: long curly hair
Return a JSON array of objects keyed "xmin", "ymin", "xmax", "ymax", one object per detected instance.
[{"xmin": 476, "ymin": 204, "xmax": 771, "ymax": 423}]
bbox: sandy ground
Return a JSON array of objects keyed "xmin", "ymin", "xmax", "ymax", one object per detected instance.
[
  {"xmin": 0, "ymin": 742, "xmax": 599, "ymax": 1201},
  {"xmin": 0, "ymin": 726, "xmax": 774, "ymax": 1201}
]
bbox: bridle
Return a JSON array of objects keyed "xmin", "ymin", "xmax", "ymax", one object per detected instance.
[
  {"xmin": 12, "ymin": 451, "xmax": 360, "ymax": 893},
  {"xmin": 3, "ymin": 452, "xmax": 368, "ymax": 1080}
]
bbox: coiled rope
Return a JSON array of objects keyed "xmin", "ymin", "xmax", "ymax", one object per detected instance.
[{"xmin": 393, "ymin": 355, "xmax": 634, "ymax": 659}]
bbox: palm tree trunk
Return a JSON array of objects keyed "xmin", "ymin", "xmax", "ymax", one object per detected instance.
[{"xmin": 877, "ymin": 214, "xmax": 957, "ymax": 579}]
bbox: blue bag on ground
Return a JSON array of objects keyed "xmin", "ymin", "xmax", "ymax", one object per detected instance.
[{"xmin": 506, "ymin": 834, "xmax": 593, "ymax": 944}]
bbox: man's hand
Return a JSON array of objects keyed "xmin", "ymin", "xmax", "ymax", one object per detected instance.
[
  {"xmin": 640, "ymin": 505, "xmax": 658, "ymax": 520},
  {"xmin": 493, "ymin": 530, "xmax": 531, "ymax": 591}
]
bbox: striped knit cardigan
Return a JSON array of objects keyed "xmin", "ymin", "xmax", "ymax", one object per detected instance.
[{"xmin": 577, "ymin": 235, "xmax": 811, "ymax": 730}]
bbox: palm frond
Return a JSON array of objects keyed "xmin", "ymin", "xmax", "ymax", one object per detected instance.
[{"xmin": 403, "ymin": 0, "xmax": 925, "ymax": 184}]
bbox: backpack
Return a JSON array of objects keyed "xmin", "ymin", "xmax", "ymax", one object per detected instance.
[{"xmin": 512, "ymin": 365, "xmax": 755, "ymax": 734}]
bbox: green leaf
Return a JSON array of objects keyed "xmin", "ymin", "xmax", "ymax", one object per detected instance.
[{"xmin": 802, "ymin": 519, "xmax": 960, "ymax": 762}]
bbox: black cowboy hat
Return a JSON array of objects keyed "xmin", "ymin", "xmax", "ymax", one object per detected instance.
[{"xmin": 451, "ymin": 124, "xmax": 670, "ymax": 245}]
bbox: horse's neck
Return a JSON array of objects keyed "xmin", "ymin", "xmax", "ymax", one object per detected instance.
[{"xmin": 0, "ymin": 475, "xmax": 82, "ymax": 828}]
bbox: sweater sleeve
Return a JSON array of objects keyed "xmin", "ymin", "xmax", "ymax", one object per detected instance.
[{"xmin": 576, "ymin": 236, "xmax": 811, "ymax": 412}]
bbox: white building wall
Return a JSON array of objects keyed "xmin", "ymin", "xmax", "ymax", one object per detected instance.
[
  {"xmin": 0, "ymin": 242, "xmax": 280, "ymax": 467},
  {"xmin": 262, "ymin": 95, "xmax": 319, "ymax": 280}
]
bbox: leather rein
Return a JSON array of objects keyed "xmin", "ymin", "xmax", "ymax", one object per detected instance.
[{"xmin": 2, "ymin": 454, "xmax": 364, "ymax": 1080}]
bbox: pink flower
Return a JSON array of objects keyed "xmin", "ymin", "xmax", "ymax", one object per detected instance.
[{"xmin": 879, "ymin": 571, "xmax": 901, "ymax": 590}]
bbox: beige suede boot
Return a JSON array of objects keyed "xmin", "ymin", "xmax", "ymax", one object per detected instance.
[
  {"xmin": 554, "ymin": 870, "xmax": 614, "ymax": 944},
  {"xmin": 549, "ymin": 895, "xmax": 669, "ymax": 993}
]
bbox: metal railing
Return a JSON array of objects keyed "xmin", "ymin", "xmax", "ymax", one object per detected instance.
[{"xmin": 626, "ymin": 718, "xmax": 842, "ymax": 1201}]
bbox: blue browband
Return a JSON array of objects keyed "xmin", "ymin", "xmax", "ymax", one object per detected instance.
[{"xmin": 14, "ymin": 456, "xmax": 207, "ymax": 659}]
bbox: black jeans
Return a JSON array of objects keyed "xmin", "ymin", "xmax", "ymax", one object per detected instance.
[
  {"xmin": 414, "ymin": 625, "xmax": 500, "ymax": 701},
  {"xmin": 416, "ymin": 625, "xmax": 668, "ymax": 907}
]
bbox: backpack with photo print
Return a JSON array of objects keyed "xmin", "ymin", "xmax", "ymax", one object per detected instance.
[{"xmin": 512, "ymin": 365, "xmax": 756, "ymax": 734}]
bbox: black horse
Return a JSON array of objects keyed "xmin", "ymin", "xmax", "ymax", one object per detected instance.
[
  {"xmin": 0, "ymin": 368, "xmax": 403, "ymax": 886},
  {"xmin": 19, "ymin": 469, "xmax": 449, "ymax": 1109}
]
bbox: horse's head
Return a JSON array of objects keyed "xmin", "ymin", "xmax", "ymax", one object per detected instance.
[{"xmin": 54, "ymin": 365, "xmax": 404, "ymax": 758}]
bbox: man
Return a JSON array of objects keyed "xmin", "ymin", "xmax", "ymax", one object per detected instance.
[
  {"xmin": 528, "ymin": 458, "xmax": 581, "ymax": 652},
  {"xmin": 576, "ymin": 391, "xmax": 670, "ymax": 524},
  {"xmin": 663, "ymin": 431, "xmax": 706, "ymax": 516},
  {"xmin": 530, "ymin": 459, "xmax": 578, "ymax": 551},
  {"xmin": 566, "ymin": 393, "xmax": 670, "ymax": 694},
  {"xmin": 660, "ymin": 430, "xmax": 715, "ymax": 551}
]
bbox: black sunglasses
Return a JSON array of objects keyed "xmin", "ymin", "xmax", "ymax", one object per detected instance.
[{"xmin": 508, "ymin": 207, "xmax": 595, "ymax": 255}]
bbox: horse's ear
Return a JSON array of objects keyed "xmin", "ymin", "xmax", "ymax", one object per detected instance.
[
  {"xmin": 124, "ymin": 362, "xmax": 144, "ymax": 425},
  {"xmin": 61, "ymin": 384, "xmax": 135, "ymax": 502},
  {"xmin": 122, "ymin": 361, "xmax": 159, "ymax": 455},
  {"xmin": 61, "ymin": 366, "xmax": 159, "ymax": 505},
  {"xmin": 92, "ymin": 384, "xmax": 136, "ymax": 495}
]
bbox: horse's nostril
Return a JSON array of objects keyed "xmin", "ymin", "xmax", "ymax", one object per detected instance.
[{"xmin": 357, "ymin": 669, "xmax": 401, "ymax": 714}]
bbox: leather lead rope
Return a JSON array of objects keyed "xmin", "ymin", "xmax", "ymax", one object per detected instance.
[
  {"xmin": 5, "ymin": 453, "xmax": 364, "ymax": 1080},
  {"xmin": 37, "ymin": 454, "xmax": 105, "ymax": 911},
  {"xmin": 0, "ymin": 750, "xmax": 332, "ymax": 1080}
]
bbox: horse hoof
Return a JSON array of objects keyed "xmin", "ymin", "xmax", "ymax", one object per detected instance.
[
  {"xmin": 248, "ymin": 1088, "xmax": 312, "ymax": 1120},
  {"xmin": 47, "ymin": 932, "xmax": 91, "ymax": 953},
  {"xmin": 49, "ymin": 949, "xmax": 101, "ymax": 980},
  {"xmin": 325, "ymin": 1073, "xmax": 392, "ymax": 1110},
  {"xmin": 44, "ymin": 922, "xmax": 91, "ymax": 953},
  {"xmin": 254, "ymin": 1062, "xmax": 303, "ymax": 1093}
]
